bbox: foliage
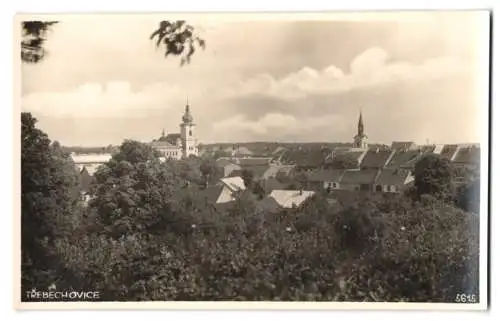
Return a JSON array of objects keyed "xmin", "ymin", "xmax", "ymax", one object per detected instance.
[
  {"xmin": 22, "ymin": 131, "xmax": 480, "ymax": 302},
  {"xmin": 150, "ymin": 20, "xmax": 206, "ymax": 65},
  {"xmin": 241, "ymin": 169, "xmax": 254, "ymax": 188},
  {"xmin": 21, "ymin": 20, "xmax": 205, "ymax": 65},
  {"xmin": 455, "ymin": 178, "xmax": 480, "ymax": 214},
  {"xmin": 413, "ymin": 154, "xmax": 453, "ymax": 201},
  {"xmin": 21, "ymin": 21, "xmax": 58, "ymax": 63},
  {"xmin": 21, "ymin": 112, "xmax": 81, "ymax": 296}
]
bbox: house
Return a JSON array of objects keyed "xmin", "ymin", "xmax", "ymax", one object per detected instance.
[
  {"xmin": 266, "ymin": 189, "xmax": 316, "ymax": 209},
  {"xmin": 152, "ymin": 103, "xmax": 199, "ymax": 158},
  {"xmin": 359, "ymin": 148, "xmax": 394, "ymax": 169},
  {"xmin": 390, "ymin": 141, "xmax": 417, "ymax": 151},
  {"xmin": 280, "ymin": 148, "xmax": 332, "ymax": 170},
  {"xmin": 215, "ymin": 158, "xmax": 242, "ymax": 177},
  {"xmin": 150, "ymin": 140, "xmax": 182, "ymax": 160},
  {"xmin": 325, "ymin": 149, "xmax": 367, "ymax": 169},
  {"xmin": 261, "ymin": 164, "xmax": 295, "ymax": 180},
  {"xmin": 307, "ymin": 169, "xmax": 346, "ymax": 191},
  {"xmin": 439, "ymin": 144, "xmax": 460, "ymax": 161},
  {"xmin": 225, "ymin": 145, "xmax": 254, "ymax": 157},
  {"xmin": 452, "ymin": 145, "xmax": 480, "ymax": 171},
  {"xmin": 236, "ymin": 157, "xmax": 272, "ymax": 166},
  {"xmin": 260, "ymin": 177, "xmax": 288, "ymax": 194},
  {"xmin": 373, "ymin": 168, "xmax": 414, "ymax": 193},
  {"xmin": 216, "ymin": 176, "xmax": 246, "ymax": 204},
  {"xmin": 272, "ymin": 146, "xmax": 286, "ymax": 155},
  {"xmin": 385, "ymin": 149, "xmax": 422, "ymax": 169},
  {"xmin": 340, "ymin": 169, "xmax": 380, "ymax": 191},
  {"xmin": 71, "ymin": 153, "xmax": 112, "ymax": 176}
]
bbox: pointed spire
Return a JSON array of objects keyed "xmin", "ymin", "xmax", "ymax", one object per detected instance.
[
  {"xmin": 358, "ymin": 107, "xmax": 364, "ymax": 136},
  {"xmin": 161, "ymin": 128, "xmax": 165, "ymax": 137}
]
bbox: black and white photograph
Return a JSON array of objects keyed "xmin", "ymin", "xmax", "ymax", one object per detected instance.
[{"xmin": 16, "ymin": 11, "xmax": 489, "ymax": 309}]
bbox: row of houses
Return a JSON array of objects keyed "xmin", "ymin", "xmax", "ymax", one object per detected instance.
[{"xmin": 198, "ymin": 176, "xmax": 316, "ymax": 213}]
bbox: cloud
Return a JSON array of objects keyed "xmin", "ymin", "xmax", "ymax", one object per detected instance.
[
  {"xmin": 223, "ymin": 47, "xmax": 469, "ymax": 100},
  {"xmin": 212, "ymin": 113, "xmax": 346, "ymax": 141},
  {"xmin": 22, "ymin": 81, "xmax": 186, "ymax": 118}
]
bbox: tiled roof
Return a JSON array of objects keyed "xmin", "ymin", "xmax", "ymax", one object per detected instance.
[
  {"xmin": 228, "ymin": 165, "xmax": 269, "ymax": 180},
  {"xmin": 215, "ymin": 158, "xmax": 235, "ymax": 168},
  {"xmin": 237, "ymin": 157, "xmax": 272, "ymax": 166},
  {"xmin": 268, "ymin": 190, "xmax": 315, "ymax": 208},
  {"xmin": 261, "ymin": 164, "xmax": 295, "ymax": 180},
  {"xmin": 150, "ymin": 141, "xmax": 178, "ymax": 149},
  {"xmin": 440, "ymin": 144, "xmax": 459, "ymax": 160},
  {"xmin": 359, "ymin": 149, "xmax": 394, "ymax": 169},
  {"xmin": 453, "ymin": 146, "xmax": 480, "ymax": 164},
  {"xmin": 375, "ymin": 169, "xmax": 412, "ymax": 186},
  {"xmin": 220, "ymin": 176, "xmax": 246, "ymax": 192},
  {"xmin": 385, "ymin": 150, "xmax": 421, "ymax": 168},
  {"xmin": 272, "ymin": 146, "xmax": 286, "ymax": 155},
  {"xmin": 165, "ymin": 133, "xmax": 181, "ymax": 145},
  {"xmin": 71, "ymin": 153, "xmax": 112, "ymax": 164},
  {"xmin": 307, "ymin": 169, "xmax": 345, "ymax": 182},
  {"xmin": 280, "ymin": 148, "xmax": 331, "ymax": 167},
  {"xmin": 391, "ymin": 141, "xmax": 416, "ymax": 150},
  {"xmin": 340, "ymin": 169, "xmax": 380, "ymax": 185},
  {"xmin": 195, "ymin": 184, "xmax": 225, "ymax": 204}
]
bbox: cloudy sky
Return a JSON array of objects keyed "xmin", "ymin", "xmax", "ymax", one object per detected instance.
[{"xmin": 21, "ymin": 12, "xmax": 489, "ymax": 146}]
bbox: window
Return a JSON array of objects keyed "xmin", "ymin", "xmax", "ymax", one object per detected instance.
[
  {"xmin": 189, "ymin": 130, "xmax": 192, "ymax": 136},
  {"xmin": 375, "ymin": 185, "xmax": 382, "ymax": 192}
]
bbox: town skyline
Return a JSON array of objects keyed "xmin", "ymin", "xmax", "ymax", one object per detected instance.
[{"xmin": 21, "ymin": 12, "xmax": 488, "ymax": 146}]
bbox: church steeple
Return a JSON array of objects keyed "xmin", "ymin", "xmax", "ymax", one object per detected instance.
[
  {"xmin": 182, "ymin": 99, "xmax": 194, "ymax": 124},
  {"xmin": 358, "ymin": 110, "xmax": 364, "ymax": 136},
  {"xmin": 353, "ymin": 107, "xmax": 368, "ymax": 149}
]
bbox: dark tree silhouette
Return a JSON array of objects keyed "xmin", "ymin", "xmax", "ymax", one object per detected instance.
[
  {"xmin": 150, "ymin": 20, "xmax": 206, "ymax": 66},
  {"xmin": 21, "ymin": 21, "xmax": 59, "ymax": 63},
  {"xmin": 20, "ymin": 20, "xmax": 206, "ymax": 65},
  {"xmin": 413, "ymin": 153, "xmax": 453, "ymax": 200}
]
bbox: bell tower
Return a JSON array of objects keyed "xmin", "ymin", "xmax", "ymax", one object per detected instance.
[{"xmin": 180, "ymin": 98, "xmax": 198, "ymax": 158}]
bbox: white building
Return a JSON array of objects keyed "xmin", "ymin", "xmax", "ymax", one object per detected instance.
[
  {"xmin": 151, "ymin": 101, "xmax": 199, "ymax": 159},
  {"xmin": 71, "ymin": 153, "xmax": 112, "ymax": 175}
]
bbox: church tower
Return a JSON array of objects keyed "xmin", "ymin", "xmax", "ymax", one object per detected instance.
[
  {"xmin": 353, "ymin": 109, "xmax": 368, "ymax": 149},
  {"xmin": 180, "ymin": 99, "xmax": 198, "ymax": 158}
]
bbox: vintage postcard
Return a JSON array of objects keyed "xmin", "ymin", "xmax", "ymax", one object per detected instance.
[{"xmin": 14, "ymin": 11, "xmax": 490, "ymax": 310}]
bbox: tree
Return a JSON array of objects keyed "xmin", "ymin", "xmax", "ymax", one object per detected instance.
[
  {"xmin": 200, "ymin": 158, "xmax": 217, "ymax": 186},
  {"xmin": 150, "ymin": 20, "xmax": 206, "ymax": 66},
  {"xmin": 21, "ymin": 21, "xmax": 58, "ymax": 63},
  {"xmin": 21, "ymin": 20, "xmax": 205, "ymax": 64},
  {"xmin": 21, "ymin": 112, "xmax": 81, "ymax": 296},
  {"xmin": 241, "ymin": 169, "xmax": 254, "ymax": 188},
  {"xmin": 455, "ymin": 178, "xmax": 480, "ymax": 214},
  {"xmin": 413, "ymin": 153, "xmax": 453, "ymax": 200}
]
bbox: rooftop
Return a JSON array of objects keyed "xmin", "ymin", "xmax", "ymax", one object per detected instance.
[
  {"xmin": 341, "ymin": 169, "xmax": 380, "ymax": 185},
  {"xmin": 268, "ymin": 189, "xmax": 316, "ymax": 209},
  {"xmin": 375, "ymin": 168, "xmax": 412, "ymax": 186},
  {"xmin": 220, "ymin": 176, "xmax": 246, "ymax": 192}
]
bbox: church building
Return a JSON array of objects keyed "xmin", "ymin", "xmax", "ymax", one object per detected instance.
[
  {"xmin": 353, "ymin": 109, "xmax": 368, "ymax": 149},
  {"xmin": 150, "ymin": 101, "xmax": 199, "ymax": 160}
]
